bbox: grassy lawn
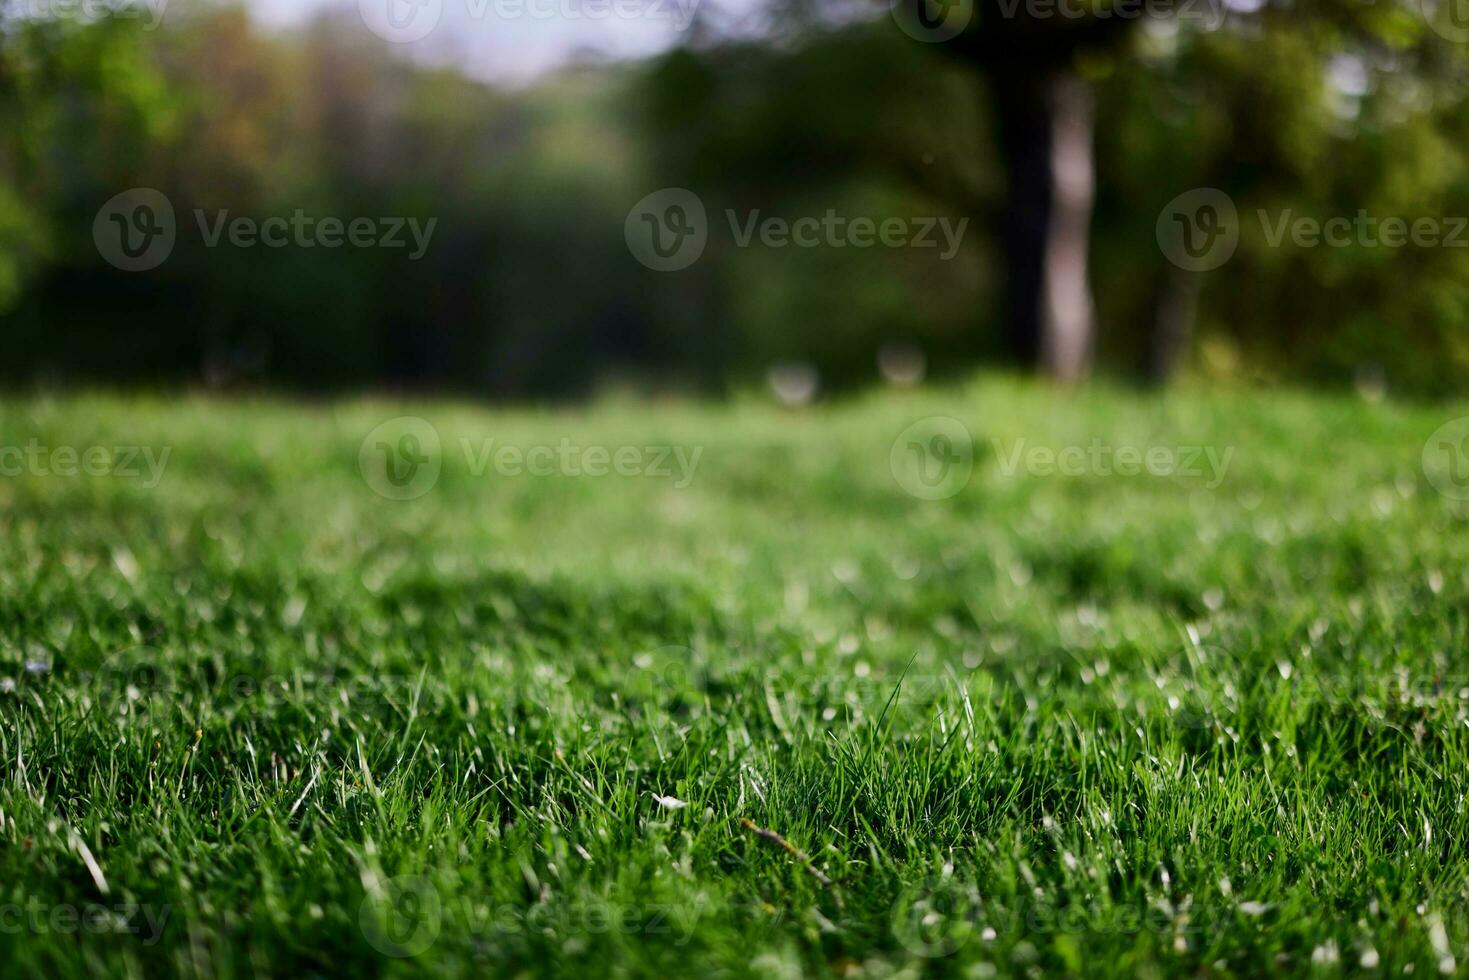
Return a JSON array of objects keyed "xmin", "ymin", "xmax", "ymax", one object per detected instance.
[{"xmin": 3, "ymin": 378, "xmax": 1469, "ymax": 977}]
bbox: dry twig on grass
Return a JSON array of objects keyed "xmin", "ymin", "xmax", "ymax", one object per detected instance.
[{"xmin": 738, "ymin": 817, "xmax": 837, "ymax": 893}]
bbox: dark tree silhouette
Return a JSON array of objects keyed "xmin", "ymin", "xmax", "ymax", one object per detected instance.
[{"xmin": 903, "ymin": 1, "xmax": 1133, "ymax": 380}]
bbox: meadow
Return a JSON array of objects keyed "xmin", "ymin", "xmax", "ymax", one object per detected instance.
[{"xmin": 2, "ymin": 378, "xmax": 1468, "ymax": 977}]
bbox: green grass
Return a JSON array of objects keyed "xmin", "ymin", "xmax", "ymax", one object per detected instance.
[{"xmin": 3, "ymin": 377, "xmax": 1469, "ymax": 977}]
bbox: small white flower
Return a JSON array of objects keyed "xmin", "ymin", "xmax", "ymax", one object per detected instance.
[{"xmin": 652, "ymin": 794, "xmax": 688, "ymax": 810}]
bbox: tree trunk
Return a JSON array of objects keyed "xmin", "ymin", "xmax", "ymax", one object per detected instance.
[
  {"xmin": 991, "ymin": 70, "xmax": 1097, "ymax": 382},
  {"xmin": 1145, "ymin": 266, "xmax": 1202, "ymax": 384}
]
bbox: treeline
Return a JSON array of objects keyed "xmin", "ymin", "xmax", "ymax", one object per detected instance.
[{"xmin": 2, "ymin": 2, "xmax": 1469, "ymax": 396}]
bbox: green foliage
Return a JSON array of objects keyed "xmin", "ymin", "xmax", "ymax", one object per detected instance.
[
  {"xmin": 1094, "ymin": 7, "xmax": 1469, "ymax": 390},
  {"xmin": 0, "ymin": 15, "xmax": 177, "ymax": 309},
  {"xmin": 3, "ymin": 3, "xmax": 1469, "ymax": 392}
]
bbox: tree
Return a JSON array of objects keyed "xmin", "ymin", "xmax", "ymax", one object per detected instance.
[{"xmin": 896, "ymin": 0, "xmax": 1135, "ymax": 381}]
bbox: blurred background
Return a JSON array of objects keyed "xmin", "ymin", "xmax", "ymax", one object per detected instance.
[{"xmin": 3, "ymin": 0, "xmax": 1469, "ymax": 400}]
